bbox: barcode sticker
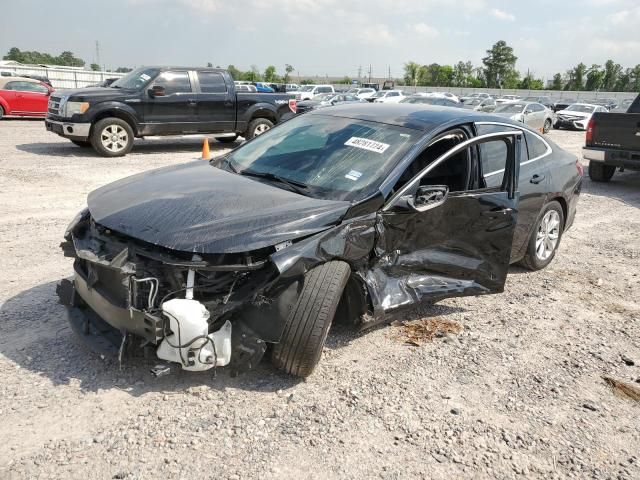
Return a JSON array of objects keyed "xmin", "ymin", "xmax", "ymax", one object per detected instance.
[{"xmin": 344, "ymin": 137, "xmax": 390, "ymax": 154}]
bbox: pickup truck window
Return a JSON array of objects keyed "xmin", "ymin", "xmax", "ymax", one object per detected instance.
[
  {"xmin": 111, "ymin": 67, "xmax": 159, "ymax": 90},
  {"xmin": 154, "ymin": 71, "xmax": 192, "ymax": 95},
  {"xmin": 197, "ymin": 72, "xmax": 227, "ymax": 93}
]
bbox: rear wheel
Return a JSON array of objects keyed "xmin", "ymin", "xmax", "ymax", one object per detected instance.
[
  {"xmin": 90, "ymin": 118, "xmax": 134, "ymax": 157},
  {"xmin": 245, "ymin": 118, "xmax": 273, "ymax": 140},
  {"xmin": 71, "ymin": 140, "xmax": 92, "ymax": 148},
  {"xmin": 271, "ymin": 261, "xmax": 351, "ymax": 377},
  {"xmin": 543, "ymin": 119, "xmax": 552, "ymax": 134},
  {"xmin": 588, "ymin": 162, "xmax": 616, "ymax": 182},
  {"xmin": 519, "ymin": 201, "xmax": 564, "ymax": 271}
]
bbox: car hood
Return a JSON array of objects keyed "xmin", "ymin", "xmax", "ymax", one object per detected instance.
[
  {"xmin": 59, "ymin": 87, "xmax": 137, "ymax": 102},
  {"xmin": 87, "ymin": 161, "xmax": 351, "ymax": 254},
  {"xmin": 556, "ymin": 109, "xmax": 591, "ymax": 118}
]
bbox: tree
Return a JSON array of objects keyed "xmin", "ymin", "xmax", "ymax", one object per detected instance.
[
  {"xmin": 227, "ymin": 64, "xmax": 242, "ymax": 80},
  {"xmin": 242, "ymin": 65, "xmax": 261, "ymax": 82},
  {"xmin": 566, "ymin": 63, "xmax": 587, "ymax": 90},
  {"xmin": 585, "ymin": 64, "xmax": 604, "ymax": 91},
  {"xmin": 551, "ymin": 73, "xmax": 564, "ymax": 90},
  {"xmin": 3, "ymin": 47, "xmax": 85, "ymax": 67},
  {"xmin": 452, "ymin": 61, "xmax": 474, "ymax": 87},
  {"xmin": 90, "ymin": 63, "xmax": 100, "ymax": 71},
  {"xmin": 115, "ymin": 67, "xmax": 132, "ymax": 73},
  {"xmin": 602, "ymin": 59, "xmax": 622, "ymax": 91},
  {"xmin": 263, "ymin": 65, "xmax": 277, "ymax": 82},
  {"xmin": 206, "ymin": 62, "xmax": 213, "ymax": 68},
  {"xmin": 519, "ymin": 71, "xmax": 544, "ymax": 90},
  {"xmin": 482, "ymin": 40, "xmax": 519, "ymax": 88},
  {"xmin": 403, "ymin": 61, "xmax": 420, "ymax": 87},
  {"xmin": 283, "ymin": 64, "xmax": 295, "ymax": 84},
  {"xmin": 338, "ymin": 76, "xmax": 352, "ymax": 84}
]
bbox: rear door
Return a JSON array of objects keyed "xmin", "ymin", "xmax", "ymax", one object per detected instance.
[
  {"xmin": 194, "ymin": 71, "xmax": 235, "ymax": 133},
  {"xmin": 526, "ymin": 103, "xmax": 546, "ymax": 131},
  {"xmin": 142, "ymin": 70, "xmax": 197, "ymax": 134},
  {"xmin": 476, "ymin": 122, "xmax": 551, "ymax": 262},
  {"xmin": 370, "ymin": 131, "xmax": 521, "ymax": 313}
]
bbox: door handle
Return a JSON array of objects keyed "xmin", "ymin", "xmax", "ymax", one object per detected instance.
[
  {"xmin": 187, "ymin": 100, "xmax": 197, "ymax": 107},
  {"xmin": 530, "ymin": 174, "xmax": 546, "ymax": 184},
  {"xmin": 481, "ymin": 208, "xmax": 513, "ymax": 217}
]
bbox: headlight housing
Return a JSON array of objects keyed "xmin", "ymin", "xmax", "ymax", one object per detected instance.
[
  {"xmin": 64, "ymin": 207, "xmax": 89, "ymax": 240},
  {"xmin": 64, "ymin": 101, "xmax": 90, "ymax": 117}
]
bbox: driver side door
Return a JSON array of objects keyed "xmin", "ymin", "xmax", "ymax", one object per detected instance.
[{"xmin": 367, "ymin": 131, "xmax": 522, "ymax": 314}]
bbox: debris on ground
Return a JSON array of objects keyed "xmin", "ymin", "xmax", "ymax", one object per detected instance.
[
  {"xmin": 603, "ymin": 376, "xmax": 640, "ymax": 402},
  {"xmin": 395, "ymin": 317, "xmax": 462, "ymax": 346}
]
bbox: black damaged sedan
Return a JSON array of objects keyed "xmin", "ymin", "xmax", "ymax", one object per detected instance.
[{"xmin": 58, "ymin": 104, "xmax": 582, "ymax": 377}]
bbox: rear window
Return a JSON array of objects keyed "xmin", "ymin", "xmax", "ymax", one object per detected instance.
[
  {"xmin": 524, "ymin": 131, "xmax": 549, "ymax": 159},
  {"xmin": 198, "ymin": 72, "xmax": 227, "ymax": 93}
]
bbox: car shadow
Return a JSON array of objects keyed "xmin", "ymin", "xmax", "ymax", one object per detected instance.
[
  {"xmin": 582, "ymin": 169, "xmax": 640, "ymax": 209},
  {"xmin": 15, "ymin": 138, "xmax": 239, "ymax": 158},
  {"xmin": 1, "ymin": 280, "xmax": 468, "ymax": 397}
]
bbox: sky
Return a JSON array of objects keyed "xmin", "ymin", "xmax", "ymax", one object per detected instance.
[{"xmin": 2, "ymin": 0, "xmax": 640, "ymax": 81}]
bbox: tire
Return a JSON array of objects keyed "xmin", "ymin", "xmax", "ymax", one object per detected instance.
[
  {"xmin": 245, "ymin": 118, "xmax": 274, "ymax": 140},
  {"xmin": 215, "ymin": 135, "xmax": 238, "ymax": 144},
  {"xmin": 519, "ymin": 201, "xmax": 564, "ymax": 271},
  {"xmin": 90, "ymin": 118, "xmax": 134, "ymax": 157},
  {"xmin": 71, "ymin": 140, "xmax": 92, "ymax": 148},
  {"xmin": 543, "ymin": 119, "xmax": 552, "ymax": 134},
  {"xmin": 552, "ymin": 123, "xmax": 560, "ymax": 130},
  {"xmin": 271, "ymin": 261, "xmax": 351, "ymax": 377},
  {"xmin": 588, "ymin": 162, "xmax": 616, "ymax": 182},
  {"xmin": 0, "ymin": 105, "xmax": 4, "ymax": 120}
]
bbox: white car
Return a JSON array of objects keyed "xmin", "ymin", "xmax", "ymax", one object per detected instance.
[
  {"xmin": 496, "ymin": 94, "xmax": 522, "ymax": 104},
  {"xmin": 461, "ymin": 92, "xmax": 492, "ymax": 103},
  {"xmin": 426, "ymin": 91, "xmax": 460, "ymax": 103},
  {"xmin": 346, "ymin": 87, "xmax": 377, "ymax": 100},
  {"xmin": 554, "ymin": 103, "xmax": 608, "ymax": 130},
  {"xmin": 296, "ymin": 84, "xmax": 335, "ymax": 101},
  {"xmin": 371, "ymin": 90, "xmax": 405, "ymax": 103}
]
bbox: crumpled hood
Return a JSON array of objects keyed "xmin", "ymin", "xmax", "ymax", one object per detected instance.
[
  {"xmin": 556, "ymin": 109, "xmax": 591, "ymax": 118},
  {"xmin": 87, "ymin": 161, "xmax": 351, "ymax": 254}
]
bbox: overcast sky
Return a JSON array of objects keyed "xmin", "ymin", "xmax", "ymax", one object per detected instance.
[{"xmin": 2, "ymin": 0, "xmax": 639, "ymax": 80}]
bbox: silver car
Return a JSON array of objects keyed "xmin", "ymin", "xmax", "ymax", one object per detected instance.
[{"xmin": 492, "ymin": 102, "xmax": 554, "ymax": 133}]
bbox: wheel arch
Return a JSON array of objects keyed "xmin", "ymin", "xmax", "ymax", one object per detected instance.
[
  {"xmin": 91, "ymin": 108, "xmax": 139, "ymax": 136},
  {"xmin": 549, "ymin": 195, "xmax": 568, "ymax": 228}
]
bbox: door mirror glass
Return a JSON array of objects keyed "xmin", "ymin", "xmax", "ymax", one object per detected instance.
[
  {"xmin": 409, "ymin": 185, "xmax": 449, "ymax": 211},
  {"xmin": 524, "ymin": 109, "xmax": 532, "ymax": 115},
  {"xmin": 149, "ymin": 85, "xmax": 166, "ymax": 97}
]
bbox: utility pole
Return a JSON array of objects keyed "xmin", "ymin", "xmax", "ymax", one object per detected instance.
[
  {"xmin": 368, "ymin": 64, "xmax": 372, "ymax": 83},
  {"xmin": 95, "ymin": 40, "xmax": 101, "ymax": 70},
  {"xmin": 358, "ymin": 65, "xmax": 362, "ymax": 83},
  {"xmin": 388, "ymin": 65, "xmax": 391, "ymax": 79}
]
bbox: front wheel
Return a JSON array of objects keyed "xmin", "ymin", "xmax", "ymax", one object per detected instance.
[
  {"xmin": 0, "ymin": 105, "xmax": 4, "ymax": 120},
  {"xmin": 519, "ymin": 201, "xmax": 564, "ymax": 271},
  {"xmin": 90, "ymin": 118, "xmax": 134, "ymax": 157},
  {"xmin": 245, "ymin": 118, "xmax": 274, "ymax": 140},
  {"xmin": 271, "ymin": 261, "xmax": 351, "ymax": 377},
  {"xmin": 588, "ymin": 162, "xmax": 616, "ymax": 182},
  {"xmin": 543, "ymin": 119, "xmax": 552, "ymax": 134}
]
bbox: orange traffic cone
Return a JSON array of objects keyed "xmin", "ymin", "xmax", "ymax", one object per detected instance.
[{"xmin": 201, "ymin": 138, "xmax": 211, "ymax": 160}]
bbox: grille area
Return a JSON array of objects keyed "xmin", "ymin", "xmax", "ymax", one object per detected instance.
[{"xmin": 48, "ymin": 96, "xmax": 61, "ymax": 115}]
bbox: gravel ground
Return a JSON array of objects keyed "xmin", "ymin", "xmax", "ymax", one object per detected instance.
[{"xmin": 0, "ymin": 120, "xmax": 638, "ymax": 480}]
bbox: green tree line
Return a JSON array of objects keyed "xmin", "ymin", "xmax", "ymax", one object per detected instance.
[{"xmin": 403, "ymin": 40, "xmax": 640, "ymax": 92}]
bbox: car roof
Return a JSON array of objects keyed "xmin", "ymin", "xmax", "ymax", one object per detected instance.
[
  {"xmin": 0, "ymin": 76, "xmax": 44, "ymax": 89},
  {"xmin": 307, "ymin": 103, "xmax": 518, "ymax": 132}
]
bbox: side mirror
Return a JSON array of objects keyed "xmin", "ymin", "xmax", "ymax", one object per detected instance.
[
  {"xmin": 148, "ymin": 85, "xmax": 166, "ymax": 97},
  {"xmin": 408, "ymin": 185, "xmax": 449, "ymax": 212},
  {"xmin": 524, "ymin": 109, "xmax": 532, "ymax": 115}
]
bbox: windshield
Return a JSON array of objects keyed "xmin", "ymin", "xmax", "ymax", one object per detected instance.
[
  {"xmin": 299, "ymin": 86, "xmax": 314, "ymax": 92},
  {"xmin": 223, "ymin": 114, "xmax": 420, "ymax": 201},
  {"xmin": 110, "ymin": 67, "xmax": 159, "ymax": 89},
  {"xmin": 467, "ymin": 99, "xmax": 482, "ymax": 106},
  {"xmin": 313, "ymin": 93, "xmax": 336, "ymax": 101},
  {"xmin": 401, "ymin": 96, "xmax": 437, "ymax": 104},
  {"xmin": 372, "ymin": 91, "xmax": 386, "ymax": 98},
  {"xmin": 566, "ymin": 104, "xmax": 595, "ymax": 113},
  {"xmin": 346, "ymin": 89, "xmax": 359, "ymax": 94},
  {"xmin": 494, "ymin": 103, "xmax": 525, "ymax": 113}
]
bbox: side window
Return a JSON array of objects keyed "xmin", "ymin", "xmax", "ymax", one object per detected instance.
[
  {"xmin": 532, "ymin": 104, "xmax": 544, "ymax": 112},
  {"xmin": 153, "ymin": 71, "xmax": 192, "ymax": 95},
  {"xmin": 524, "ymin": 131, "xmax": 548, "ymax": 159},
  {"xmin": 198, "ymin": 72, "xmax": 226, "ymax": 93},
  {"xmin": 20, "ymin": 82, "xmax": 48, "ymax": 94},
  {"xmin": 319, "ymin": 87, "xmax": 332, "ymax": 93},
  {"xmin": 3, "ymin": 81, "xmax": 19, "ymax": 90},
  {"xmin": 388, "ymin": 92, "xmax": 399, "ymax": 97},
  {"xmin": 476, "ymin": 123, "xmax": 527, "ymax": 165},
  {"xmin": 479, "ymin": 140, "xmax": 508, "ymax": 188}
]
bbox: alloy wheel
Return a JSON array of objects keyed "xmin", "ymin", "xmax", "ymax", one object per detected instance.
[
  {"xmin": 100, "ymin": 124, "xmax": 129, "ymax": 153},
  {"xmin": 535, "ymin": 210, "xmax": 560, "ymax": 261},
  {"xmin": 254, "ymin": 124, "xmax": 270, "ymax": 136}
]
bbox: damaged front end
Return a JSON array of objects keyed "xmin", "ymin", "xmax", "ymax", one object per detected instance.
[{"xmin": 57, "ymin": 214, "xmax": 304, "ymax": 374}]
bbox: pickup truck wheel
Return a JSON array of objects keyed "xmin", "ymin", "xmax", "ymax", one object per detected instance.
[
  {"xmin": 519, "ymin": 201, "xmax": 564, "ymax": 271},
  {"xmin": 246, "ymin": 118, "xmax": 274, "ymax": 140},
  {"xmin": 271, "ymin": 261, "xmax": 351, "ymax": 377},
  {"xmin": 216, "ymin": 135, "xmax": 238, "ymax": 144},
  {"xmin": 588, "ymin": 162, "xmax": 616, "ymax": 182},
  {"xmin": 90, "ymin": 118, "xmax": 134, "ymax": 157},
  {"xmin": 543, "ymin": 119, "xmax": 552, "ymax": 134},
  {"xmin": 71, "ymin": 140, "xmax": 92, "ymax": 148}
]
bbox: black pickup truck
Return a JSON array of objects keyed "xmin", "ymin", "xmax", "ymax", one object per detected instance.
[
  {"xmin": 45, "ymin": 67, "xmax": 297, "ymax": 157},
  {"xmin": 583, "ymin": 94, "xmax": 640, "ymax": 182}
]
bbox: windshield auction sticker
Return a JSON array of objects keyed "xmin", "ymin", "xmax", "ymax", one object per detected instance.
[{"xmin": 344, "ymin": 137, "xmax": 390, "ymax": 154}]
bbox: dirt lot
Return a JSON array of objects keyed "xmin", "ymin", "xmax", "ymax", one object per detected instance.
[{"xmin": 0, "ymin": 120, "xmax": 638, "ymax": 479}]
